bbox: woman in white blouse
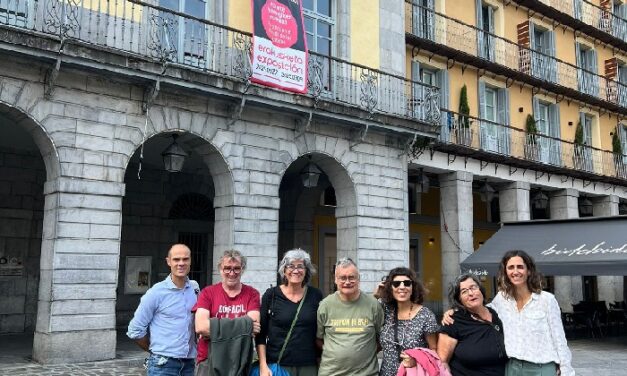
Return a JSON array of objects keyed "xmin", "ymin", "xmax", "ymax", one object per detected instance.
[
  {"xmin": 444, "ymin": 250, "xmax": 574, "ymax": 376},
  {"xmin": 491, "ymin": 250, "xmax": 574, "ymax": 376}
]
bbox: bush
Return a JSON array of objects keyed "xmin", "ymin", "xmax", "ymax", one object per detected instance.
[{"xmin": 459, "ymin": 84, "xmax": 470, "ymax": 128}]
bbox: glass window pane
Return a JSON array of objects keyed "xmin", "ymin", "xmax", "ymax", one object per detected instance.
[
  {"xmin": 185, "ymin": 0, "xmax": 205, "ymax": 18},
  {"xmin": 318, "ymin": 0, "xmax": 331, "ymax": 17},
  {"xmin": 317, "ymin": 37, "xmax": 330, "ymax": 55},
  {"xmin": 305, "ymin": 17, "xmax": 314, "ymax": 32},
  {"xmin": 303, "ymin": 0, "xmax": 313, "ymax": 11},
  {"xmin": 318, "ymin": 20, "xmax": 331, "ymax": 38},
  {"xmin": 160, "ymin": 0, "xmax": 179, "ymax": 12},
  {"xmin": 307, "ymin": 34, "xmax": 314, "ymax": 50}
]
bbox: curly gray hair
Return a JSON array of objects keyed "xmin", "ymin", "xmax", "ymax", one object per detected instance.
[{"xmin": 278, "ymin": 248, "xmax": 316, "ymax": 286}]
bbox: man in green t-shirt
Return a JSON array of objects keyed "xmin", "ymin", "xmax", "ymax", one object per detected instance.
[{"xmin": 316, "ymin": 258, "xmax": 384, "ymax": 376}]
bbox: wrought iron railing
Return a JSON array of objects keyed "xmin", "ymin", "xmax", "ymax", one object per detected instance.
[
  {"xmin": 0, "ymin": 0, "xmax": 441, "ymax": 126},
  {"xmin": 541, "ymin": 0, "xmax": 627, "ymax": 42},
  {"xmin": 405, "ymin": 1, "xmax": 627, "ymax": 111},
  {"xmin": 438, "ymin": 110, "xmax": 627, "ymax": 180}
]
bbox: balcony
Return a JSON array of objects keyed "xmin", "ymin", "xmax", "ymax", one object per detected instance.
[
  {"xmin": 0, "ymin": 0, "xmax": 441, "ymax": 134},
  {"xmin": 511, "ymin": 0, "xmax": 627, "ymax": 50},
  {"xmin": 437, "ymin": 110, "xmax": 627, "ymax": 183},
  {"xmin": 405, "ymin": 1, "xmax": 627, "ymax": 116}
]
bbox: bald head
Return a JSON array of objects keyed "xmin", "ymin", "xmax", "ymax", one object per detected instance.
[{"xmin": 168, "ymin": 244, "xmax": 191, "ymax": 258}]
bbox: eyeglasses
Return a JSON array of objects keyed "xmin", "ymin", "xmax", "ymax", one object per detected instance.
[
  {"xmin": 460, "ymin": 285, "xmax": 480, "ymax": 297},
  {"xmin": 286, "ymin": 264, "xmax": 306, "ymax": 271},
  {"xmin": 222, "ymin": 267, "xmax": 242, "ymax": 275},
  {"xmin": 336, "ymin": 275, "xmax": 358, "ymax": 283},
  {"xmin": 391, "ymin": 280, "xmax": 413, "ymax": 288}
]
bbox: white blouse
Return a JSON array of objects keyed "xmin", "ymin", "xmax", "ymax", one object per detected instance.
[{"xmin": 489, "ymin": 291, "xmax": 575, "ymax": 376}]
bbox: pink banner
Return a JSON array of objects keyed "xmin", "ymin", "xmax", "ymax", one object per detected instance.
[{"xmin": 251, "ymin": 0, "xmax": 308, "ymax": 93}]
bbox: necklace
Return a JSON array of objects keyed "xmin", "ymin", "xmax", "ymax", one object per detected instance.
[{"xmin": 398, "ymin": 303, "xmax": 414, "ymax": 320}]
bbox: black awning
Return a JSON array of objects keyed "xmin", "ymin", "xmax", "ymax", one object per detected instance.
[{"xmin": 461, "ymin": 216, "xmax": 627, "ymax": 276}]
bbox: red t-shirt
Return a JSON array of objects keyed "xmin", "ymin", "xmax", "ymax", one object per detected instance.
[{"xmin": 192, "ymin": 283, "xmax": 261, "ymax": 362}]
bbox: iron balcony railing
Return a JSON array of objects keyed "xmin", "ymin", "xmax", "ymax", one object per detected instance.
[
  {"xmin": 406, "ymin": 2, "xmax": 627, "ymax": 112},
  {"xmin": 0, "ymin": 0, "xmax": 442, "ymax": 127},
  {"xmin": 438, "ymin": 110, "xmax": 627, "ymax": 180},
  {"xmin": 542, "ymin": 0, "xmax": 627, "ymax": 42}
]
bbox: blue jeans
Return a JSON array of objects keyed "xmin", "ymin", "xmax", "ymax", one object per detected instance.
[{"xmin": 147, "ymin": 354, "xmax": 195, "ymax": 376}]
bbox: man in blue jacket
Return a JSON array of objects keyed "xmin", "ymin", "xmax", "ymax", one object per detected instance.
[{"xmin": 127, "ymin": 244, "xmax": 199, "ymax": 376}]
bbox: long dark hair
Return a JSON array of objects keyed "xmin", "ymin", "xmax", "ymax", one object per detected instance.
[
  {"xmin": 380, "ymin": 267, "xmax": 427, "ymax": 305},
  {"xmin": 497, "ymin": 250, "xmax": 543, "ymax": 299}
]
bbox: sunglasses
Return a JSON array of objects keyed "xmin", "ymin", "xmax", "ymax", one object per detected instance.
[{"xmin": 391, "ymin": 280, "xmax": 412, "ymax": 288}]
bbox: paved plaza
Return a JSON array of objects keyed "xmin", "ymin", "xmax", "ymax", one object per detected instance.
[{"xmin": 0, "ymin": 334, "xmax": 626, "ymax": 375}]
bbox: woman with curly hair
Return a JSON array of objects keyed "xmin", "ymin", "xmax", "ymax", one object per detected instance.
[
  {"xmin": 491, "ymin": 250, "xmax": 574, "ymax": 376},
  {"xmin": 375, "ymin": 267, "xmax": 438, "ymax": 376}
]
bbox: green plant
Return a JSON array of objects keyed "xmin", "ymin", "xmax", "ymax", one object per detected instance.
[
  {"xmin": 612, "ymin": 127, "xmax": 623, "ymax": 155},
  {"xmin": 574, "ymin": 120, "xmax": 584, "ymax": 146},
  {"xmin": 525, "ymin": 114, "xmax": 538, "ymax": 144},
  {"xmin": 459, "ymin": 84, "xmax": 470, "ymax": 128}
]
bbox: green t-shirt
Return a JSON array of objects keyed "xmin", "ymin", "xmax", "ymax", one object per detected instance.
[{"xmin": 316, "ymin": 291, "xmax": 384, "ymax": 376}]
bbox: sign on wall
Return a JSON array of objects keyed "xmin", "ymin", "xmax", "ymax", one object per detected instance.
[
  {"xmin": 251, "ymin": 0, "xmax": 308, "ymax": 93},
  {"xmin": 0, "ymin": 256, "xmax": 24, "ymax": 277},
  {"xmin": 125, "ymin": 256, "xmax": 152, "ymax": 294}
]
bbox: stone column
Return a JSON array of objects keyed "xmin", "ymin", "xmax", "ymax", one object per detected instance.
[
  {"xmin": 439, "ymin": 171, "xmax": 474, "ymax": 308},
  {"xmin": 33, "ymin": 177, "xmax": 124, "ymax": 364},
  {"xmin": 499, "ymin": 182, "xmax": 531, "ymax": 222},
  {"xmin": 550, "ymin": 189, "xmax": 580, "ymax": 312},
  {"xmin": 593, "ymin": 195, "xmax": 622, "ymax": 304}
]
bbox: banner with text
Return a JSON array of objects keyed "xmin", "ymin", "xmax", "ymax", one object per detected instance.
[{"xmin": 251, "ymin": 0, "xmax": 308, "ymax": 93}]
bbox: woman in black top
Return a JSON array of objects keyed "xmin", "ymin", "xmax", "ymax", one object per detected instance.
[
  {"xmin": 437, "ymin": 274, "xmax": 507, "ymax": 376},
  {"xmin": 255, "ymin": 248, "xmax": 322, "ymax": 376}
]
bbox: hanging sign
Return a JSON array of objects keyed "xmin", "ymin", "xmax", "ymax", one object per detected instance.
[{"xmin": 251, "ymin": 0, "xmax": 308, "ymax": 93}]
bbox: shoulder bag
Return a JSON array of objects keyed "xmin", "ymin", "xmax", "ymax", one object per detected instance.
[{"xmin": 249, "ymin": 286, "xmax": 308, "ymax": 376}]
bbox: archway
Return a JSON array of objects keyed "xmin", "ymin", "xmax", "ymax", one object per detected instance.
[
  {"xmin": 277, "ymin": 153, "xmax": 357, "ymax": 295},
  {"xmin": 116, "ymin": 130, "xmax": 233, "ymax": 335},
  {"xmin": 0, "ymin": 103, "xmax": 58, "ymax": 362}
]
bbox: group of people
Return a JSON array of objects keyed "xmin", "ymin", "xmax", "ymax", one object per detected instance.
[{"xmin": 127, "ymin": 244, "xmax": 575, "ymax": 376}]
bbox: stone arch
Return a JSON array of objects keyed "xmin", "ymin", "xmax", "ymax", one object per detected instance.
[
  {"xmin": 0, "ymin": 100, "xmax": 60, "ymax": 180},
  {"xmin": 278, "ymin": 139, "xmax": 359, "ymax": 292}
]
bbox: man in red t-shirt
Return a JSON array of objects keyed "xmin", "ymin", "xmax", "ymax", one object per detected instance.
[{"xmin": 193, "ymin": 249, "xmax": 261, "ymax": 374}]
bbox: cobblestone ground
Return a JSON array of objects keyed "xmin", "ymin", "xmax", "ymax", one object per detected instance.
[{"xmin": 0, "ymin": 358, "xmax": 145, "ymax": 376}]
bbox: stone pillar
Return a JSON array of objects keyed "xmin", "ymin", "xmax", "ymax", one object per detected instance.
[
  {"xmin": 593, "ymin": 195, "xmax": 622, "ymax": 304},
  {"xmin": 439, "ymin": 171, "xmax": 474, "ymax": 308},
  {"xmin": 379, "ymin": 0, "xmax": 406, "ymax": 76},
  {"xmin": 498, "ymin": 182, "xmax": 531, "ymax": 222},
  {"xmin": 33, "ymin": 177, "xmax": 125, "ymax": 364},
  {"xmin": 550, "ymin": 189, "xmax": 580, "ymax": 313}
]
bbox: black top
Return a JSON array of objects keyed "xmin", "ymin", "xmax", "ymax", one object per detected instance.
[
  {"xmin": 254, "ymin": 286, "xmax": 323, "ymax": 366},
  {"xmin": 440, "ymin": 306, "xmax": 507, "ymax": 376}
]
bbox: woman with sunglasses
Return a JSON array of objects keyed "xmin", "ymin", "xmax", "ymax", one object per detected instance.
[
  {"xmin": 254, "ymin": 249, "xmax": 323, "ymax": 376},
  {"xmin": 375, "ymin": 267, "xmax": 438, "ymax": 376}
]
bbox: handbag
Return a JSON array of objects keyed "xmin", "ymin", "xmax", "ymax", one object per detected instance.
[{"xmin": 249, "ymin": 287, "xmax": 308, "ymax": 376}]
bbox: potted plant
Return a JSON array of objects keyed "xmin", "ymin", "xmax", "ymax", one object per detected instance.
[
  {"xmin": 612, "ymin": 127, "xmax": 625, "ymax": 178},
  {"xmin": 524, "ymin": 114, "xmax": 540, "ymax": 161},
  {"xmin": 457, "ymin": 84, "xmax": 472, "ymax": 146}
]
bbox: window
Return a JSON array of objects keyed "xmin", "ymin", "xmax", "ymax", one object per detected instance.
[
  {"xmin": 575, "ymin": 112, "xmax": 594, "ymax": 172},
  {"xmin": 613, "ymin": 0, "xmax": 627, "ymax": 41},
  {"xmin": 530, "ymin": 24, "xmax": 557, "ymax": 83},
  {"xmin": 159, "ymin": 0, "xmax": 208, "ymax": 66},
  {"xmin": 618, "ymin": 63, "xmax": 627, "ymax": 108},
  {"xmin": 576, "ymin": 43, "xmax": 599, "ymax": 97},
  {"xmin": 303, "ymin": 0, "xmax": 334, "ymax": 91},
  {"xmin": 412, "ymin": 0, "xmax": 435, "ymax": 41},
  {"xmin": 476, "ymin": 1, "xmax": 495, "ymax": 61},
  {"xmin": 533, "ymin": 97, "xmax": 562, "ymax": 166},
  {"xmin": 478, "ymin": 82, "xmax": 509, "ymax": 154},
  {"xmin": 411, "ymin": 61, "xmax": 449, "ymax": 129}
]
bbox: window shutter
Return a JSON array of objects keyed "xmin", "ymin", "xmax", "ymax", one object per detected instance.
[
  {"xmin": 476, "ymin": 0, "xmax": 484, "ymax": 57},
  {"xmin": 548, "ymin": 31, "xmax": 557, "ymax": 82},
  {"xmin": 551, "ymin": 104, "xmax": 562, "ymax": 165},
  {"xmin": 576, "ymin": 43, "xmax": 583, "ymax": 91},
  {"xmin": 532, "ymin": 96, "xmax": 540, "ymax": 127},
  {"xmin": 411, "ymin": 61, "xmax": 422, "ymax": 118},
  {"xmin": 478, "ymin": 81, "xmax": 486, "ymax": 119},
  {"xmin": 498, "ymin": 88, "xmax": 510, "ymax": 154}
]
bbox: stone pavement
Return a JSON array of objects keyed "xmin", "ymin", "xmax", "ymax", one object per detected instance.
[{"xmin": 0, "ymin": 336, "xmax": 626, "ymax": 375}]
